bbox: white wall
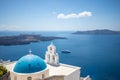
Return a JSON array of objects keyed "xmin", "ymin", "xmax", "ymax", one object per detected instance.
[
  {"xmin": 10, "ymin": 69, "xmax": 49, "ymax": 80},
  {"xmin": 64, "ymin": 69, "xmax": 80, "ymax": 80}
]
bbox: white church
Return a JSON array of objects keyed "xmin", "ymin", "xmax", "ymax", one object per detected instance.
[{"xmin": 3, "ymin": 42, "xmax": 91, "ymax": 80}]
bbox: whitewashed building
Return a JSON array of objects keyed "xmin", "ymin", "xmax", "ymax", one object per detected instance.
[{"xmin": 4, "ymin": 43, "xmax": 91, "ymax": 80}]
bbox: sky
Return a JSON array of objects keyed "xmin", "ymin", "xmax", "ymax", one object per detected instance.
[{"xmin": 0, "ymin": 0, "xmax": 120, "ymax": 31}]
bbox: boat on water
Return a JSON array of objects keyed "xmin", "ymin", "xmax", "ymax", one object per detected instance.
[{"xmin": 61, "ymin": 50, "xmax": 71, "ymax": 53}]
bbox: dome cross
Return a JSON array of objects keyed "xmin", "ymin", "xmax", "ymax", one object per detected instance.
[{"xmin": 29, "ymin": 49, "xmax": 32, "ymax": 54}]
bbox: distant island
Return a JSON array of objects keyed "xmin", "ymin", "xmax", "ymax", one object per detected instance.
[
  {"xmin": 72, "ymin": 29, "xmax": 120, "ymax": 35},
  {"xmin": 0, "ymin": 34, "xmax": 67, "ymax": 46}
]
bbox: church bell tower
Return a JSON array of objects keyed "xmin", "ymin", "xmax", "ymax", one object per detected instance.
[{"xmin": 45, "ymin": 42, "xmax": 59, "ymax": 66}]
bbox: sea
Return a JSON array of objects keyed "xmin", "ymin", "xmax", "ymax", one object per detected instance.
[{"xmin": 0, "ymin": 31, "xmax": 120, "ymax": 80}]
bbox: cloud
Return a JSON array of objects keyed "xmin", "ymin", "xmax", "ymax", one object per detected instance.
[{"xmin": 57, "ymin": 11, "xmax": 92, "ymax": 19}]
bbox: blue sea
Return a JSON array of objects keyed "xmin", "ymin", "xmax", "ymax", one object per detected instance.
[{"xmin": 0, "ymin": 31, "xmax": 120, "ymax": 80}]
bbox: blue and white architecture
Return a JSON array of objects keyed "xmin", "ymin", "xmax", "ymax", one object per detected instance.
[
  {"xmin": 4, "ymin": 43, "xmax": 91, "ymax": 80},
  {"xmin": 6, "ymin": 51, "xmax": 49, "ymax": 80}
]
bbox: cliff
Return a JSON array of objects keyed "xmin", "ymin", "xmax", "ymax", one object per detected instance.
[
  {"xmin": 72, "ymin": 29, "xmax": 120, "ymax": 35},
  {"xmin": 0, "ymin": 34, "xmax": 67, "ymax": 46}
]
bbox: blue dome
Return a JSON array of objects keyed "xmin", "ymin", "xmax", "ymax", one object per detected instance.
[{"xmin": 13, "ymin": 54, "xmax": 47, "ymax": 73}]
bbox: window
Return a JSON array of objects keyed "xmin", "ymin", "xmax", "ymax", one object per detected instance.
[
  {"xmin": 53, "ymin": 56, "xmax": 55, "ymax": 60},
  {"xmin": 28, "ymin": 64, "xmax": 31, "ymax": 69},
  {"xmin": 14, "ymin": 76, "xmax": 17, "ymax": 80},
  {"xmin": 27, "ymin": 76, "xmax": 32, "ymax": 80},
  {"xmin": 50, "ymin": 47, "xmax": 52, "ymax": 50},
  {"xmin": 42, "ymin": 74, "xmax": 45, "ymax": 79},
  {"xmin": 37, "ymin": 63, "xmax": 40, "ymax": 66}
]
